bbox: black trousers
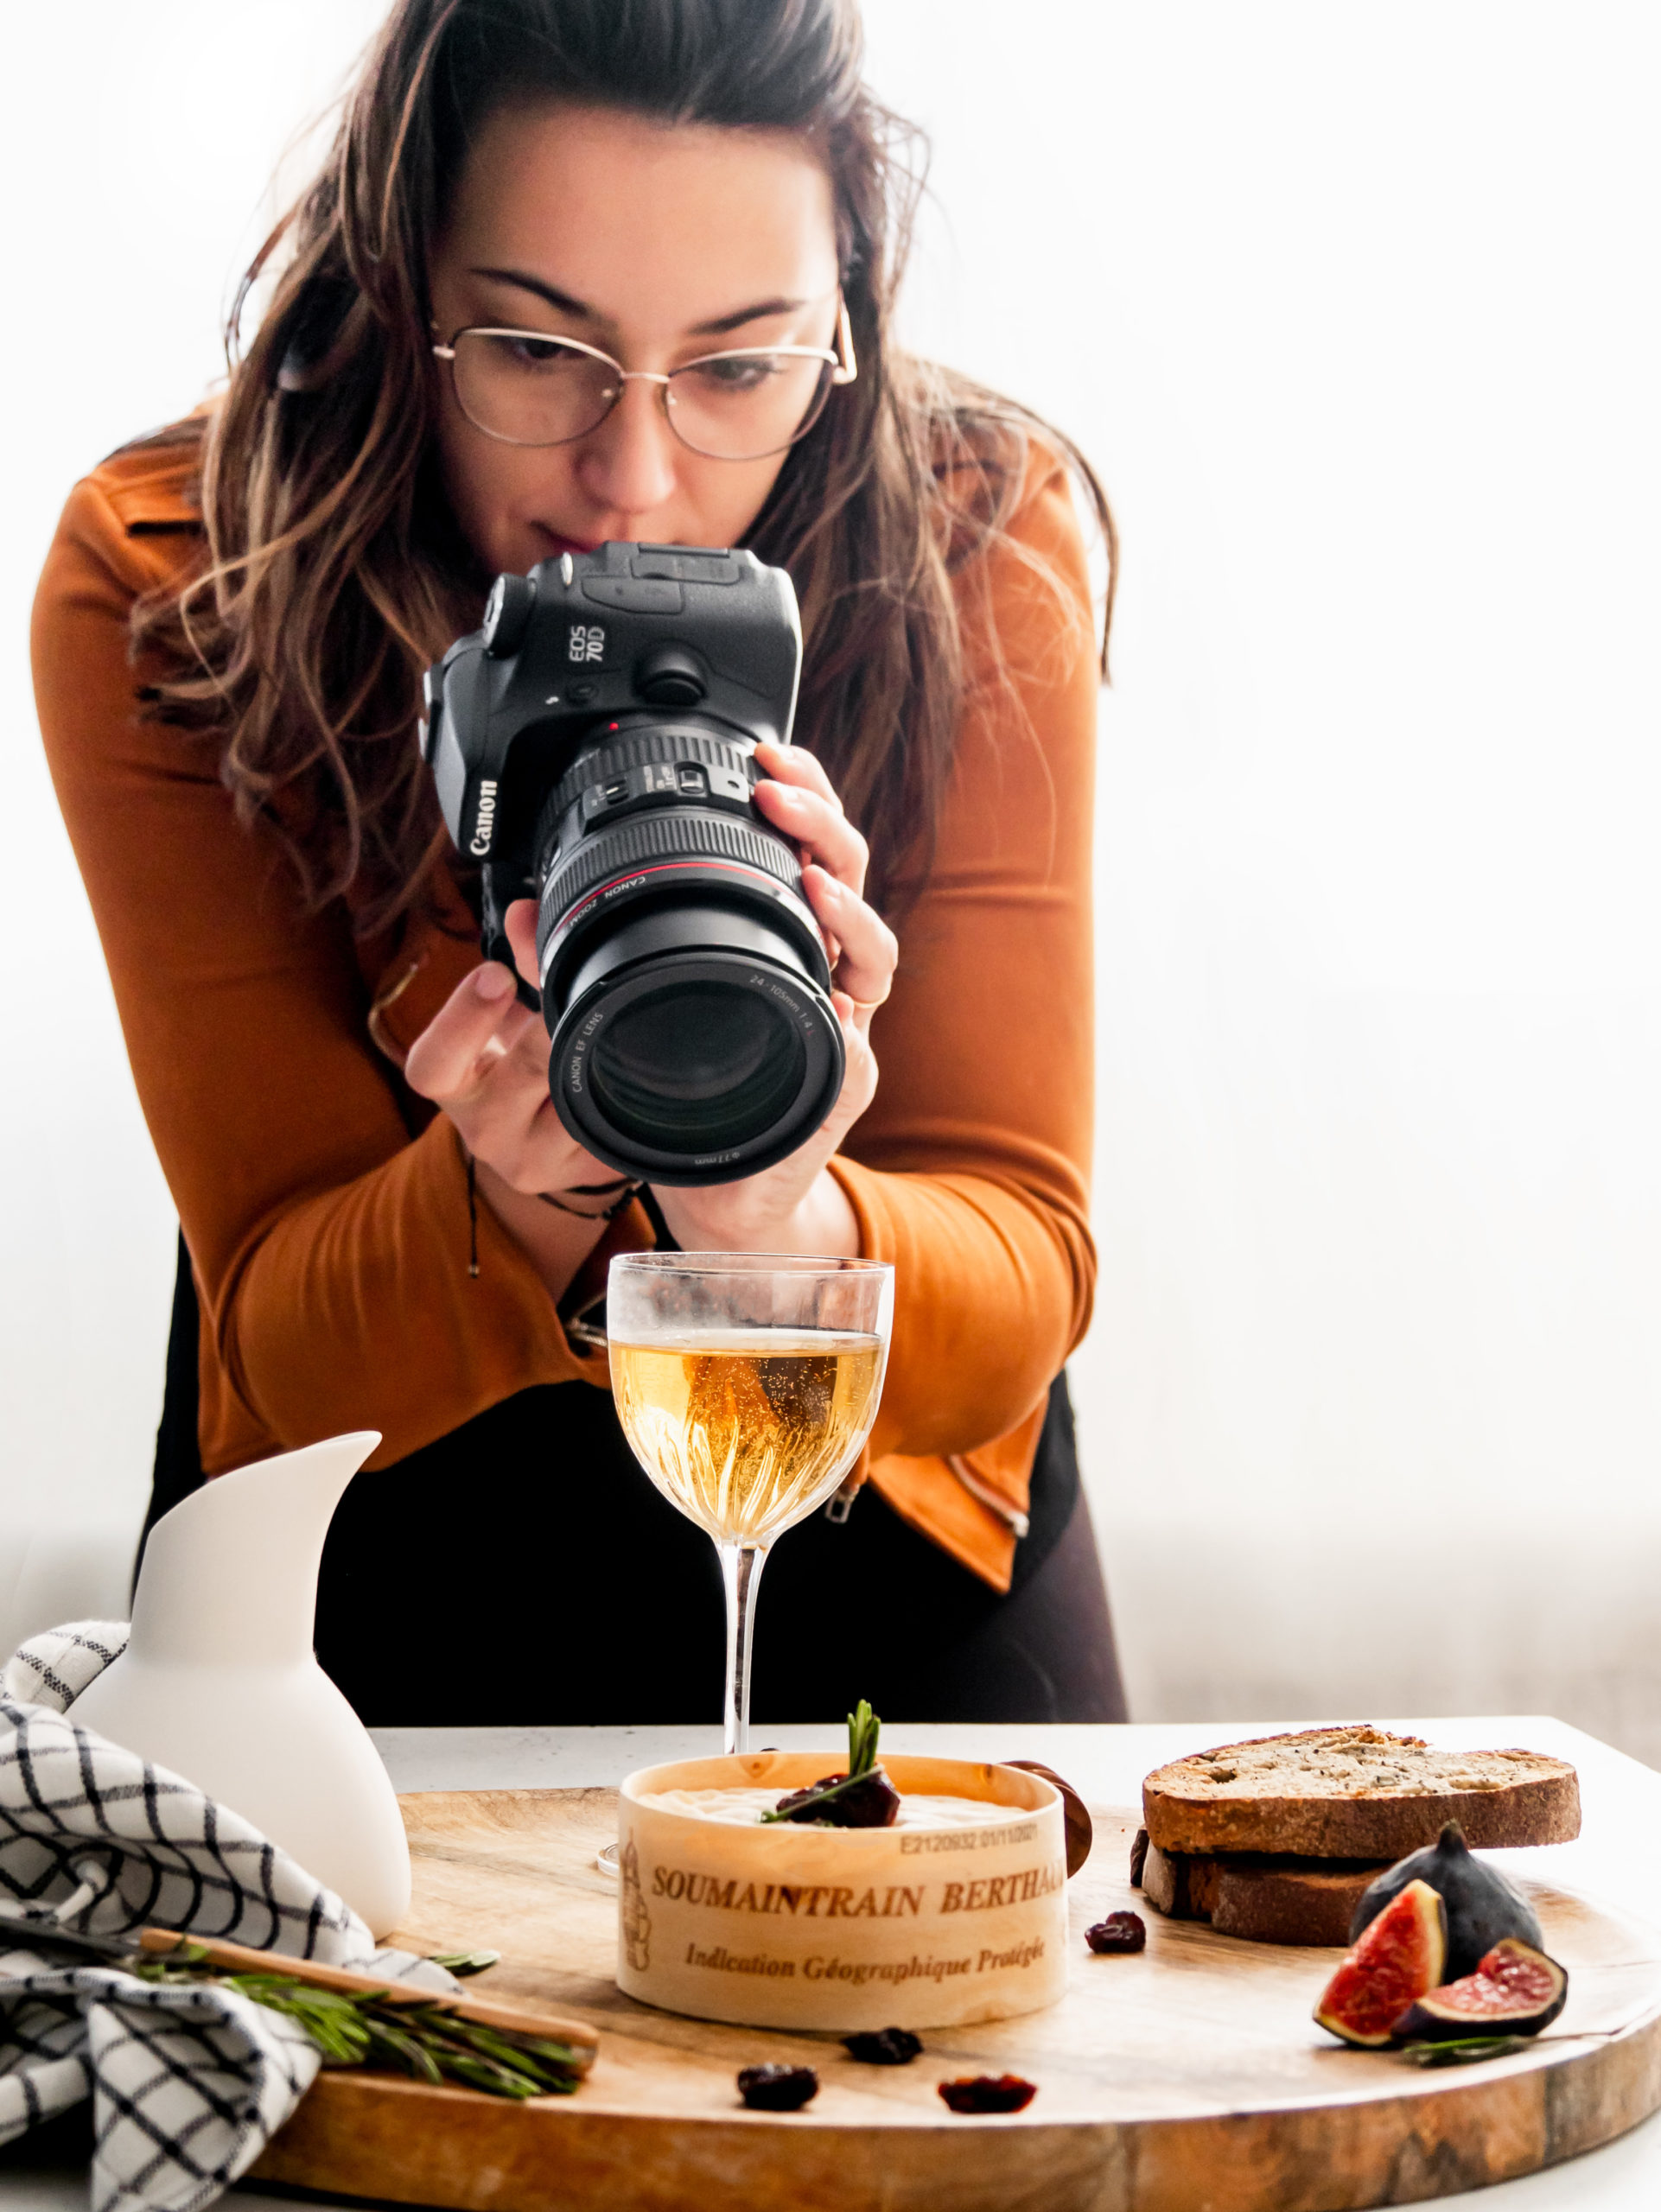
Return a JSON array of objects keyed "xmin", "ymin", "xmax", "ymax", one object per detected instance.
[{"xmin": 148, "ymin": 1235, "xmax": 1127, "ymax": 1727}]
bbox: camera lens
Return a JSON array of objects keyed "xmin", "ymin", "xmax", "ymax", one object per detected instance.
[
  {"xmin": 535, "ymin": 718, "xmax": 845, "ymax": 1184},
  {"xmin": 587, "ymin": 980, "xmax": 806, "ymax": 1151}
]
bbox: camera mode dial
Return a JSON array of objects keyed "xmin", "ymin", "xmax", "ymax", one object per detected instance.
[{"xmin": 482, "ymin": 572, "xmax": 537, "ymax": 660}]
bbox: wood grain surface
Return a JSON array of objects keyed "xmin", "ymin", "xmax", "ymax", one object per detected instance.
[{"xmin": 248, "ymin": 1787, "xmax": 1661, "ymax": 2212}]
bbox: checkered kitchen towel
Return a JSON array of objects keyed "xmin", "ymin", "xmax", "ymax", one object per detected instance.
[{"xmin": 1, "ymin": 1621, "xmax": 454, "ymax": 2212}]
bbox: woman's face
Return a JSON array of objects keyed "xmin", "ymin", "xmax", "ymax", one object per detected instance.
[{"xmin": 428, "ymin": 103, "xmax": 842, "ymax": 575}]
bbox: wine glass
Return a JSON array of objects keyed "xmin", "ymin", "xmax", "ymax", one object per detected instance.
[{"xmin": 608, "ymin": 1251, "xmax": 894, "ymax": 1753}]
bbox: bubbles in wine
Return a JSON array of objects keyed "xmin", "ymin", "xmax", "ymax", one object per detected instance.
[{"xmin": 610, "ymin": 1330, "xmax": 884, "ymax": 1544}]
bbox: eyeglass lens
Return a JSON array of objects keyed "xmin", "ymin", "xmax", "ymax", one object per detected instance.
[{"xmin": 449, "ymin": 332, "xmax": 834, "ymax": 459}]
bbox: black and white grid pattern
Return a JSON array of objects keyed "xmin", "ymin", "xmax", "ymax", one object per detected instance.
[{"xmin": 0, "ymin": 1621, "xmax": 451, "ymax": 2212}]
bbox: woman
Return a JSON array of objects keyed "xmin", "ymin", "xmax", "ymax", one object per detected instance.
[{"xmin": 34, "ymin": 0, "xmax": 1124, "ymax": 1726}]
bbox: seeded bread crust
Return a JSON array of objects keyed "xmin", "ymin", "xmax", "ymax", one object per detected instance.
[
  {"xmin": 1142, "ymin": 1726, "xmax": 1581, "ymax": 1858},
  {"xmin": 1137, "ymin": 1838, "xmax": 1388, "ymax": 1947}
]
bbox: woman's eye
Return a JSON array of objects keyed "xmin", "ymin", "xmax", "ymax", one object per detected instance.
[
  {"xmin": 686, "ymin": 355, "xmax": 783, "ymax": 395},
  {"xmin": 490, "ymin": 334, "xmax": 584, "ymax": 371}
]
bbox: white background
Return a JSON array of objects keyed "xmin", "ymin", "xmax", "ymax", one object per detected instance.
[{"xmin": 3, "ymin": 4, "xmax": 1658, "ymax": 1758}]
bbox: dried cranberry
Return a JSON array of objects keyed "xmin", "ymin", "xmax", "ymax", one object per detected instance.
[
  {"xmin": 1086, "ymin": 1911, "xmax": 1147, "ymax": 1955},
  {"xmin": 737, "ymin": 2063, "xmax": 819, "ymax": 2112},
  {"xmin": 773, "ymin": 1769, "xmax": 901, "ymax": 1827},
  {"xmin": 938, "ymin": 2073, "xmax": 1038, "ymax": 2114},
  {"xmin": 843, "ymin": 2026, "xmax": 923, "ymax": 2065}
]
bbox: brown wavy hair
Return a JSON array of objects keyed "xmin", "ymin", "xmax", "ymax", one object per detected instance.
[{"xmin": 136, "ymin": 0, "xmax": 1116, "ymax": 937}]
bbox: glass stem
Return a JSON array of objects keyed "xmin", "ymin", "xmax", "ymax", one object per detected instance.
[{"xmin": 717, "ymin": 1541, "xmax": 768, "ymax": 1755}]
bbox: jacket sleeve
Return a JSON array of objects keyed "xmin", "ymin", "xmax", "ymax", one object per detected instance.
[
  {"xmin": 32, "ymin": 467, "xmax": 609, "ymax": 1474},
  {"xmin": 834, "ymin": 448, "xmax": 1100, "ymax": 1586}
]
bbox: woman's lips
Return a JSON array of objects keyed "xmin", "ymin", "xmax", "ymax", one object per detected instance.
[{"xmin": 531, "ymin": 524, "xmax": 601, "ymax": 558}]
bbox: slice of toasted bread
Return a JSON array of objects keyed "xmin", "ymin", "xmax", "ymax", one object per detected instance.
[
  {"xmin": 1136, "ymin": 1835, "xmax": 1387, "ymax": 1946},
  {"xmin": 1142, "ymin": 1726, "xmax": 1580, "ymax": 1859}
]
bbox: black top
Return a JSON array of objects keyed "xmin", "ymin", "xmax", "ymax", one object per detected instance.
[{"xmin": 147, "ymin": 1233, "xmax": 1124, "ymax": 1726}]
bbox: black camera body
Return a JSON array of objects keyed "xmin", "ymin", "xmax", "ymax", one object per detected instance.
[{"xmin": 423, "ymin": 542, "xmax": 844, "ymax": 1185}]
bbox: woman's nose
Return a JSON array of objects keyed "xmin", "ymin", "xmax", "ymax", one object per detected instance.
[{"xmin": 576, "ymin": 376, "xmax": 679, "ymax": 519}]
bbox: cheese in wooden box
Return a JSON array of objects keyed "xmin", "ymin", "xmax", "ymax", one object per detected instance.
[{"xmin": 616, "ymin": 1751, "xmax": 1068, "ymax": 2030}]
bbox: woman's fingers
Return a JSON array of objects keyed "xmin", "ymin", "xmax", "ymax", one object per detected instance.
[
  {"xmin": 754, "ymin": 738, "xmax": 839, "ymax": 807},
  {"xmin": 403, "ymin": 945, "xmax": 622, "ymax": 1200},
  {"xmin": 754, "ymin": 778, "xmax": 869, "ymax": 894},
  {"xmin": 504, "ymin": 899, "xmax": 541, "ymax": 990},
  {"xmin": 404, "ymin": 961, "xmax": 536, "ymax": 1103},
  {"xmin": 752, "ymin": 741, "xmax": 869, "ymax": 896},
  {"xmin": 803, "ymin": 865, "xmax": 897, "ymax": 1020},
  {"xmin": 753, "ymin": 744, "xmax": 892, "ymax": 999}
]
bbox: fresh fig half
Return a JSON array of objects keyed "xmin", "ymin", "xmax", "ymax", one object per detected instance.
[
  {"xmin": 1314, "ymin": 1878, "xmax": 1447, "ymax": 2048},
  {"xmin": 1393, "ymin": 1937, "xmax": 1568, "ymax": 2042},
  {"xmin": 1350, "ymin": 1821, "xmax": 1542, "ymax": 1980}
]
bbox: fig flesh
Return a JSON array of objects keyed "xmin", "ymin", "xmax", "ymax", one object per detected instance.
[
  {"xmin": 1393, "ymin": 1937, "xmax": 1568, "ymax": 2042},
  {"xmin": 1350, "ymin": 1821, "xmax": 1542, "ymax": 1980},
  {"xmin": 1314, "ymin": 1878, "xmax": 1447, "ymax": 2048}
]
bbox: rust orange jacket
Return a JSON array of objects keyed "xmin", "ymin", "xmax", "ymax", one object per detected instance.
[{"xmin": 33, "ymin": 429, "xmax": 1098, "ymax": 1592}]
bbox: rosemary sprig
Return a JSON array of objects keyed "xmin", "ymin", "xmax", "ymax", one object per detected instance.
[
  {"xmin": 131, "ymin": 1959, "xmax": 582, "ymax": 2099},
  {"xmin": 760, "ymin": 1699, "xmax": 883, "ymax": 1824},
  {"xmin": 847, "ymin": 1698, "xmax": 880, "ymax": 1777},
  {"xmin": 1397, "ymin": 2035, "xmax": 1531, "ymax": 2068},
  {"xmin": 427, "ymin": 1949, "xmax": 501, "ymax": 1977}
]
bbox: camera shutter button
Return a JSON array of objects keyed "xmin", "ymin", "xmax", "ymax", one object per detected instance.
[{"xmin": 634, "ymin": 645, "xmax": 707, "ymax": 708}]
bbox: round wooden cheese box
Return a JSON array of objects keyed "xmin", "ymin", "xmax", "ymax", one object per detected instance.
[{"xmin": 616, "ymin": 1751, "xmax": 1070, "ymax": 2031}]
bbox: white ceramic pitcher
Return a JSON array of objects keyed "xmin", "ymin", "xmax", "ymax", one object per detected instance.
[{"xmin": 69, "ymin": 1431, "xmax": 410, "ymax": 1936}]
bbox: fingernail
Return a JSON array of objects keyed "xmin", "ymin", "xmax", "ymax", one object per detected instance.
[{"xmin": 474, "ymin": 963, "xmax": 515, "ymax": 1001}]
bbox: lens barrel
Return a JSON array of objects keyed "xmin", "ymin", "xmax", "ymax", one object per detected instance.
[{"xmin": 534, "ymin": 718, "xmax": 845, "ymax": 1184}]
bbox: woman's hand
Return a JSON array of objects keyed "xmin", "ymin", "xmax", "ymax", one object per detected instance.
[{"xmin": 404, "ymin": 959, "xmax": 632, "ymax": 1300}]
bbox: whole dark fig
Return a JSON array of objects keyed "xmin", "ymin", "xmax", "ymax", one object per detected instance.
[{"xmin": 1349, "ymin": 1821, "xmax": 1541, "ymax": 1980}]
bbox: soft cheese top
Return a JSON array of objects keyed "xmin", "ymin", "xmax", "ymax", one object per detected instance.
[{"xmin": 638, "ymin": 1786, "xmax": 1016, "ymax": 1829}]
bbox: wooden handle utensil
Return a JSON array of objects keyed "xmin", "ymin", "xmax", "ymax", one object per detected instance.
[{"xmin": 134, "ymin": 1929, "xmax": 599, "ymax": 2063}]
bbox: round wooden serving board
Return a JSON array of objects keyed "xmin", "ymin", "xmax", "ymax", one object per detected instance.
[{"xmin": 250, "ymin": 1788, "xmax": 1661, "ymax": 2212}]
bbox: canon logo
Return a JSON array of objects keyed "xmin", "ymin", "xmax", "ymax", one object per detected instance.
[{"xmin": 468, "ymin": 779, "xmax": 499, "ymax": 856}]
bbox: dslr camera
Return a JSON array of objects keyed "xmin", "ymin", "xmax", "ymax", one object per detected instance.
[{"xmin": 422, "ymin": 542, "xmax": 843, "ymax": 1185}]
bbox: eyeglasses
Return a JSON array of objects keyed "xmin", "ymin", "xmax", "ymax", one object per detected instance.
[{"xmin": 432, "ymin": 300, "xmax": 857, "ymax": 461}]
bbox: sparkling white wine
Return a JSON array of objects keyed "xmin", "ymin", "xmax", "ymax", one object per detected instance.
[{"xmin": 610, "ymin": 1329, "xmax": 885, "ymax": 1545}]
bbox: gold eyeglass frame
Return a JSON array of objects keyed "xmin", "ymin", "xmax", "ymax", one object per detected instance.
[{"xmin": 431, "ymin": 298, "xmax": 858, "ymax": 459}]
